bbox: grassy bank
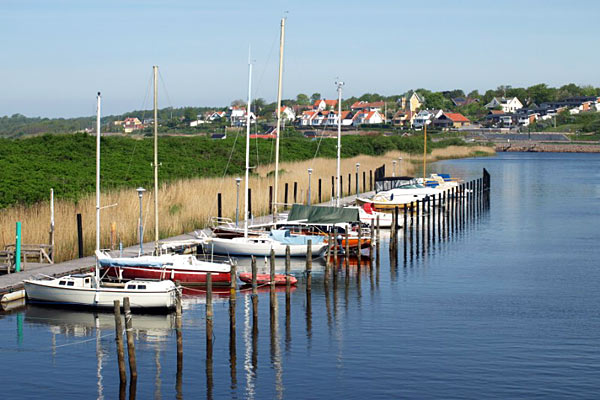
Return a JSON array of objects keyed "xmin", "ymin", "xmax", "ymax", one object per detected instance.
[
  {"xmin": 0, "ymin": 132, "xmax": 468, "ymax": 208},
  {"xmin": 0, "ymin": 145, "xmax": 494, "ymax": 262}
]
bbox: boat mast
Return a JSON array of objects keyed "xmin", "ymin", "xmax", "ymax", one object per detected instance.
[
  {"xmin": 96, "ymin": 92, "xmax": 101, "ymax": 255},
  {"xmin": 153, "ymin": 66, "xmax": 160, "ymax": 254},
  {"xmin": 273, "ymin": 17, "xmax": 285, "ymax": 220},
  {"xmin": 336, "ymin": 80, "xmax": 344, "ymax": 207},
  {"xmin": 95, "ymin": 92, "xmax": 101, "ymax": 282},
  {"xmin": 244, "ymin": 53, "xmax": 253, "ymax": 239}
]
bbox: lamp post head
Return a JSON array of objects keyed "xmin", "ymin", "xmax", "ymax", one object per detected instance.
[
  {"xmin": 136, "ymin": 187, "xmax": 146, "ymax": 198},
  {"xmin": 308, "ymin": 168, "xmax": 313, "ymax": 175},
  {"xmin": 355, "ymin": 162, "xmax": 360, "ymax": 170},
  {"xmin": 392, "ymin": 160, "xmax": 396, "ymax": 165},
  {"xmin": 235, "ymin": 177, "xmax": 242, "ymax": 185}
]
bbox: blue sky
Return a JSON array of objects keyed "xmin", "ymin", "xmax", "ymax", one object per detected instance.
[{"xmin": 2, "ymin": 0, "xmax": 599, "ymax": 117}]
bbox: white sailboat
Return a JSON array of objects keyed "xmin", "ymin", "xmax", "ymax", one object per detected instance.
[
  {"xmin": 97, "ymin": 66, "xmax": 232, "ymax": 285},
  {"xmin": 208, "ymin": 41, "xmax": 327, "ymax": 257},
  {"xmin": 24, "ymin": 91, "xmax": 178, "ymax": 311}
]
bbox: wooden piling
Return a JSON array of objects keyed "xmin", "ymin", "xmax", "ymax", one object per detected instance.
[
  {"xmin": 270, "ymin": 249, "xmax": 276, "ymax": 290},
  {"xmin": 76, "ymin": 213, "xmax": 83, "ymax": 258},
  {"xmin": 248, "ymin": 188, "xmax": 252, "ymax": 220},
  {"xmin": 376, "ymin": 216, "xmax": 380, "ymax": 269},
  {"xmin": 306, "ymin": 240, "xmax": 312, "ymax": 291},
  {"xmin": 348, "ymin": 173, "xmax": 351, "ymax": 196},
  {"xmin": 123, "ymin": 297, "xmax": 137, "ymax": 381},
  {"xmin": 206, "ymin": 272, "xmax": 213, "ymax": 350},
  {"xmin": 113, "ymin": 300, "xmax": 127, "ymax": 384},
  {"xmin": 285, "ymin": 245, "xmax": 291, "ymax": 292},
  {"xmin": 331, "ymin": 176, "xmax": 335, "ymax": 198},
  {"xmin": 284, "ymin": 183, "xmax": 289, "ymax": 209},
  {"xmin": 293, "ymin": 182, "xmax": 298, "ymax": 204},
  {"xmin": 357, "ymin": 224, "xmax": 362, "ymax": 267},
  {"xmin": 369, "ymin": 220, "xmax": 375, "ymax": 264},
  {"xmin": 269, "ymin": 186, "xmax": 273, "ymax": 213},
  {"xmin": 251, "ymin": 256, "xmax": 257, "ymax": 295},
  {"xmin": 333, "ymin": 228, "xmax": 338, "ymax": 276},
  {"xmin": 363, "ymin": 171, "xmax": 366, "ymax": 194},
  {"xmin": 318, "ymin": 178, "xmax": 322, "ymax": 204},
  {"xmin": 176, "ymin": 293, "xmax": 183, "ymax": 374},
  {"xmin": 344, "ymin": 229, "xmax": 350, "ymax": 269},
  {"xmin": 217, "ymin": 193, "xmax": 222, "ymax": 219}
]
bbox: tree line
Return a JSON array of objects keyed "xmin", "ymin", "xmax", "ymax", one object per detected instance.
[{"xmin": 2, "ymin": 83, "xmax": 599, "ymax": 137}]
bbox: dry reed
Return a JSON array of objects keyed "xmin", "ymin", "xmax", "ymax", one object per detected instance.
[{"xmin": 0, "ymin": 145, "xmax": 494, "ymax": 262}]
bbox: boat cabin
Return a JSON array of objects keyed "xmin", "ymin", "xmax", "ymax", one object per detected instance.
[{"xmin": 57, "ymin": 273, "xmax": 94, "ymax": 288}]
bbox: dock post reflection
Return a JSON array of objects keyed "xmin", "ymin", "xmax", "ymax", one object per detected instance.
[
  {"xmin": 175, "ymin": 294, "xmax": 183, "ymax": 399},
  {"xmin": 229, "ymin": 262, "xmax": 237, "ymax": 391},
  {"xmin": 285, "ymin": 246, "xmax": 291, "ymax": 352},
  {"xmin": 305, "ymin": 240, "xmax": 312, "ymax": 344},
  {"xmin": 206, "ymin": 272, "xmax": 214, "ymax": 400}
]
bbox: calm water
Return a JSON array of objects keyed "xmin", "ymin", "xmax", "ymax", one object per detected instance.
[{"xmin": 1, "ymin": 152, "xmax": 599, "ymax": 399}]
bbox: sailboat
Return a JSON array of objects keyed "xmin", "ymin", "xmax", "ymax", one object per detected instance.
[
  {"xmin": 97, "ymin": 66, "xmax": 232, "ymax": 285},
  {"xmin": 207, "ymin": 41, "xmax": 327, "ymax": 258},
  {"xmin": 24, "ymin": 92, "xmax": 178, "ymax": 311}
]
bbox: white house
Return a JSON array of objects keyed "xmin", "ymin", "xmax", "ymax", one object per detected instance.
[
  {"xmin": 412, "ymin": 109, "xmax": 443, "ymax": 128},
  {"xmin": 228, "ymin": 106, "xmax": 256, "ymax": 126},
  {"xmin": 189, "ymin": 120, "xmax": 205, "ymax": 127},
  {"xmin": 352, "ymin": 110, "xmax": 384, "ymax": 126},
  {"xmin": 485, "ymin": 97, "xmax": 523, "ymax": 113},
  {"xmin": 300, "ymin": 110, "xmax": 317, "ymax": 126},
  {"xmin": 278, "ymin": 106, "xmax": 296, "ymax": 122},
  {"xmin": 325, "ymin": 110, "xmax": 354, "ymax": 126},
  {"xmin": 313, "ymin": 99, "xmax": 338, "ymax": 111}
]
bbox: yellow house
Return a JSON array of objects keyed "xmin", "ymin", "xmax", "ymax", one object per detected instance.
[{"xmin": 399, "ymin": 92, "xmax": 424, "ymax": 113}]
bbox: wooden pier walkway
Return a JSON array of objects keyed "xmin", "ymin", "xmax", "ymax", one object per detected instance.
[{"xmin": 0, "ymin": 191, "xmax": 373, "ymax": 296}]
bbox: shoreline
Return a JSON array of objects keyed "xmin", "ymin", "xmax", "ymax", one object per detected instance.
[{"xmin": 494, "ymin": 142, "xmax": 600, "ymax": 153}]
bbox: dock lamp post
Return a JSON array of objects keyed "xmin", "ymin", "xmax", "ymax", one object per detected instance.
[
  {"xmin": 235, "ymin": 177, "xmax": 242, "ymax": 227},
  {"xmin": 307, "ymin": 168, "xmax": 313, "ymax": 205},
  {"xmin": 136, "ymin": 187, "xmax": 146, "ymax": 256},
  {"xmin": 355, "ymin": 163, "xmax": 360, "ymax": 195},
  {"xmin": 392, "ymin": 160, "xmax": 396, "ymax": 177}
]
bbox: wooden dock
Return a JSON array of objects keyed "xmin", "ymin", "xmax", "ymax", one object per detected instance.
[{"xmin": 0, "ymin": 191, "xmax": 373, "ymax": 296}]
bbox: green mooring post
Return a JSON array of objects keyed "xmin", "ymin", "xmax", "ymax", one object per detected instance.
[{"xmin": 15, "ymin": 221, "xmax": 22, "ymax": 272}]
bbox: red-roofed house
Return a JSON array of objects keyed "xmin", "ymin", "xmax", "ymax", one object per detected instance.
[
  {"xmin": 300, "ymin": 110, "xmax": 317, "ymax": 126},
  {"xmin": 325, "ymin": 110, "xmax": 355, "ymax": 126},
  {"xmin": 350, "ymin": 101, "xmax": 385, "ymax": 111},
  {"xmin": 123, "ymin": 117, "xmax": 143, "ymax": 133},
  {"xmin": 277, "ymin": 106, "xmax": 296, "ymax": 122},
  {"xmin": 432, "ymin": 112, "xmax": 471, "ymax": 129},
  {"xmin": 352, "ymin": 110, "xmax": 384, "ymax": 126},
  {"xmin": 314, "ymin": 99, "xmax": 338, "ymax": 111}
]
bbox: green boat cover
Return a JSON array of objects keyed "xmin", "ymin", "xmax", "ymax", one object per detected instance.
[{"xmin": 287, "ymin": 204, "xmax": 359, "ymax": 224}]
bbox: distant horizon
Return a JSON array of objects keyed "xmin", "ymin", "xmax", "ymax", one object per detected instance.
[{"xmin": 3, "ymin": 0, "xmax": 599, "ymax": 118}]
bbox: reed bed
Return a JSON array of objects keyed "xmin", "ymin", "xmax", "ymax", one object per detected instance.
[{"xmin": 0, "ymin": 145, "xmax": 494, "ymax": 262}]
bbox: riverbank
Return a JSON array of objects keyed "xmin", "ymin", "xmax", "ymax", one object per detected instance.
[
  {"xmin": 495, "ymin": 142, "xmax": 600, "ymax": 152},
  {"xmin": 0, "ymin": 145, "xmax": 494, "ymax": 262}
]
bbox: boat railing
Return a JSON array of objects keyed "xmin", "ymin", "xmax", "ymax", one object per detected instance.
[{"xmin": 210, "ymin": 216, "xmax": 236, "ymax": 229}]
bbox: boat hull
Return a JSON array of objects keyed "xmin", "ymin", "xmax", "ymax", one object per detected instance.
[
  {"xmin": 238, "ymin": 273, "xmax": 297, "ymax": 286},
  {"xmin": 208, "ymin": 237, "xmax": 327, "ymax": 257},
  {"xmin": 102, "ymin": 265, "xmax": 231, "ymax": 286},
  {"xmin": 24, "ymin": 280, "xmax": 178, "ymax": 311}
]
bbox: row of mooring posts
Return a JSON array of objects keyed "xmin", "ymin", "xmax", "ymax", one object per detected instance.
[
  {"xmin": 389, "ymin": 168, "xmax": 491, "ymax": 263},
  {"xmin": 109, "ymin": 222, "xmax": 390, "ymax": 398},
  {"xmin": 110, "ymin": 169, "xmax": 489, "ymax": 398}
]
